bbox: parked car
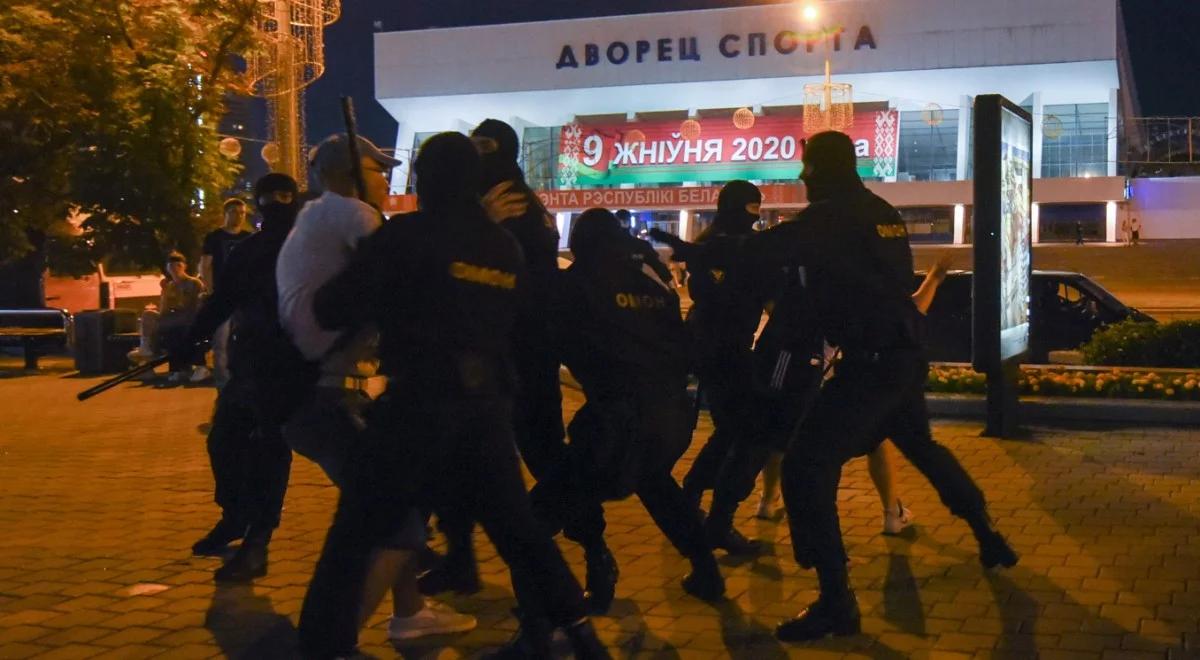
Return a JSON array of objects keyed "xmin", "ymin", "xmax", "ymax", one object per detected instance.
[{"xmin": 918, "ymin": 270, "xmax": 1155, "ymax": 364}]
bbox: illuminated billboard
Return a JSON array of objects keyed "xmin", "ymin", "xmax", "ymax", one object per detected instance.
[
  {"xmin": 973, "ymin": 95, "xmax": 1033, "ymax": 372},
  {"xmin": 557, "ymin": 110, "xmax": 899, "ymax": 187},
  {"xmin": 999, "ymin": 107, "xmax": 1032, "ymax": 360}
]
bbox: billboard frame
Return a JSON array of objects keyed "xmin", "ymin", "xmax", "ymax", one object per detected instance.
[{"xmin": 972, "ymin": 94, "xmax": 1033, "ymax": 439}]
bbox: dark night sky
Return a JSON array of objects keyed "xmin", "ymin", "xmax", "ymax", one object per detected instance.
[{"xmin": 305, "ymin": 0, "xmax": 1200, "ymax": 149}]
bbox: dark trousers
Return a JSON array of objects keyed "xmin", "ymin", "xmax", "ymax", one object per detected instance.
[
  {"xmin": 684, "ymin": 357, "xmax": 772, "ymax": 527},
  {"xmin": 206, "ymin": 380, "xmax": 292, "ymax": 541},
  {"xmin": 781, "ymin": 351, "xmax": 988, "ymax": 577},
  {"xmin": 159, "ymin": 322, "xmax": 204, "ymax": 372},
  {"xmin": 298, "ymin": 392, "xmax": 586, "ymax": 659},
  {"xmin": 436, "ymin": 357, "xmax": 593, "ymax": 553},
  {"xmin": 545, "ymin": 393, "xmax": 709, "ymax": 558}
]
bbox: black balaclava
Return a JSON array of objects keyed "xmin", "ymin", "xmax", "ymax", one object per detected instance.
[
  {"xmin": 253, "ymin": 173, "xmax": 300, "ymax": 233},
  {"xmin": 471, "ymin": 118, "xmax": 523, "ymax": 192},
  {"xmin": 711, "ymin": 180, "xmax": 763, "ymax": 236},
  {"xmin": 800, "ymin": 131, "xmax": 862, "ymax": 203},
  {"xmin": 569, "ymin": 207, "xmax": 625, "ymax": 266},
  {"xmin": 414, "ymin": 132, "xmax": 484, "ymax": 213}
]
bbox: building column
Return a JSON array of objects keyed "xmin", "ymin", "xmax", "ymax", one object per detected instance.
[
  {"xmin": 1107, "ymin": 88, "xmax": 1120, "ymax": 177},
  {"xmin": 953, "ymin": 204, "xmax": 965, "ymax": 245},
  {"xmin": 1031, "ymin": 203, "xmax": 1040, "ymax": 245},
  {"xmin": 1105, "ymin": 201, "xmax": 1118, "ymax": 243},
  {"xmin": 956, "ymin": 95, "xmax": 971, "ymax": 181},
  {"xmin": 390, "ymin": 123, "xmax": 416, "ymax": 195},
  {"xmin": 1030, "ymin": 92, "xmax": 1044, "ymax": 180}
]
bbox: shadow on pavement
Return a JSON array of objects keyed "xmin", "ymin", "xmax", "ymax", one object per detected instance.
[
  {"xmin": 205, "ymin": 582, "xmax": 298, "ymax": 658},
  {"xmin": 716, "ymin": 599, "xmax": 788, "ymax": 659},
  {"xmin": 881, "ymin": 545, "xmax": 926, "ymax": 636},
  {"xmin": 985, "ymin": 569, "xmax": 1171, "ymax": 656}
]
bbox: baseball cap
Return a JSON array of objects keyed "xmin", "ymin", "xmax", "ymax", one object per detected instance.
[{"xmin": 309, "ymin": 133, "xmax": 402, "ymax": 179}]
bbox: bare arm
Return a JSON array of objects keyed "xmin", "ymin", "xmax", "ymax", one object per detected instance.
[
  {"xmin": 200, "ymin": 255, "xmax": 214, "ymax": 290},
  {"xmin": 912, "ymin": 254, "xmax": 951, "ymax": 315}
]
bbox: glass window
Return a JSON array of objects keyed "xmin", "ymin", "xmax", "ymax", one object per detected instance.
[
  {"xmin": 897, "ymin": 109, "xmax": 959, "ymax": 182},
  {"xmin": 520, "ymin": 126, "xmax": 556, "ymax": 191},
  {"xmin": 898, "ymin": 206, "xmax": 954, "ymax": 244},
  {"xmin": 1037, "ymin": 203, "xmax": 1105, "ymax": 243},
  {"xmin": 1041, "ymin": 103, "xmax": 1109, "ymax": 178}
]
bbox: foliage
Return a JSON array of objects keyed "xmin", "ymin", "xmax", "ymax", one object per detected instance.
[
  {"xmin": 927, "ymin": 365, "xmax": 1200, "ymax": 402},
  {"xmin": 1080, "ymin": 319, "xmax": 1200, "ymax": 368},
  {"xmin": 0, "ymin": 0, "xmax": 257, "ymax": 272}
]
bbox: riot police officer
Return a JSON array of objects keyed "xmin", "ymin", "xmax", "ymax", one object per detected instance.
[
  {"xmin": 761, "ymin": 132, "xmax": 1017, "ymax": 642},
  {"xmin": 649, "ymin": 180, "xmax": 773, "ymax": 556},
  {"xmin": 184, "ymin": 174, "xmax": 300, "ymax": 581},
  {"xmin": 542, "ymin": 208, "xmax": 726, "ymax": 614},
  {"xmin": 420, "ymin": 118, "xmax": 574, "ymax": 595},
  {"xmin": 303, "ymin": 133, "xmax": 608, "ymax": 659}
]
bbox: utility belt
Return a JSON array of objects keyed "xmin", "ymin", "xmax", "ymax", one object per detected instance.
[{"xmin": 316, "ymin": 373, "xmax": 378, "ymax": 392}]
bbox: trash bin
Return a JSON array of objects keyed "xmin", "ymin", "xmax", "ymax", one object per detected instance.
[{"xmin": 73, "ymin": 309, "xmax": 139, "ymax": 375}]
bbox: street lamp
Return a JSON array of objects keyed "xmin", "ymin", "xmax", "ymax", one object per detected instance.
[{"xmin": 800, "ymin": 2, "xmax": 853, "ymax": 133}]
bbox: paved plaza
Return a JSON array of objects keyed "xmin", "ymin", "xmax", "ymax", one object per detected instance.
[{"xmin": 0, "ymin": 357, "xmax": 1197, "ymax": 659}]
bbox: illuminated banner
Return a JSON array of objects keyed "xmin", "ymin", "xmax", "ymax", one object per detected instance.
[
  {"xmin": 558, "ymin": 109, "xmax": 898, "ymax": 187},
  {"xmin": 537, "ymin": 183, "xmax": 806, "ymax": 211}
]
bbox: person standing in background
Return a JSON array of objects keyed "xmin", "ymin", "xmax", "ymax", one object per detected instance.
[{"xmin": 202, "ymin": 198, "xmax": 253, "ymax": 389}]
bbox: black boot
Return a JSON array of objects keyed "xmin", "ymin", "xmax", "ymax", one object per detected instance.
[
  {"xmin": 681, "ymin": 553, "xmax": 725, "ymax": 602},
  {"xmin": 583, "ymin": 542, "xmax": 619, "ymax": 614},
  {"xmin": 564, "ymin": 619, "xmax": 612, "ymax": 660},
  {"xmin": 705, "ymin": 516, "xmax": 764, "ymax": 557},
  {"xmin": 969, "ymin": 515, "xmax": 1019, "ymax": 570},
  {"xmin": 978, "ymin": 530, "xmax": 1019, "ymax": 570},
  {"xmin": 485, "ymin": 612, "xmax": 553, "ymax": 659},
  {"xmin": 214, "ymin": 541, "xmax": 268, "ymax": 582},
  {"xmin": 192, "ymin": 518, "xmax": 245, "ymax": 557},
  {"xmin": 775, "ymin": 591, "xmax": 861, "ymax": 642},
  {"xmin": 418, "ymin": 546, "xmax": 481, "ymax": 596}
]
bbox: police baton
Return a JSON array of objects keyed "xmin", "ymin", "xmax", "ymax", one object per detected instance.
[
  {"xmin": 340, "ymin": 96, "xmax": 368, "ymax": 204},
  {"xmin": 76, "ymin": 340, "xmax": 210, "ymax": 401}
]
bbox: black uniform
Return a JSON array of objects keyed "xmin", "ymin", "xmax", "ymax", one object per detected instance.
[
  {"xmin": 184, "ymin": 179, "xmax": 300, "ymax": 579},
  {"xmin": 297, "ymin": 135, "xmax": 595, "ymax": 659},
  {"xmin": 420, "ymin": 120, "xmax": 574, "ymax": 595},
  {"xmin": 654, "ymin": 181, "xmax": 775, "ymax": 551},
  {"xmin": 766, "ymin": 132, "xmax": 1015, "ymax": 642},
  {"xmin": 542, "ymin": 209, "xmax": 724, "ymax": 612}
]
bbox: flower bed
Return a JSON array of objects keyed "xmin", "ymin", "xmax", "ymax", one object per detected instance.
[{"xmin": 927, "ymin": 365, "xmax": 1200, "ymax": 401}]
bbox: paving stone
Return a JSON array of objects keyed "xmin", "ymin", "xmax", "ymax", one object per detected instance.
[{"xmin": 0, "ymin": 364, "xmax": 1195, "ymax": 657}]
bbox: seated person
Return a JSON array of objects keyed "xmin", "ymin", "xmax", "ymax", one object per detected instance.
[{"xmin": 130, "ymin": 252, "xmax": 207, "ymax": 383}]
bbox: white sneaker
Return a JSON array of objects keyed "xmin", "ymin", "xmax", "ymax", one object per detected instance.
[
  {"xmin": 387, "ymin": 600, "xmax": 477, "ymax": 640},
  {"xmin": 189, "ymin": 366, "xmax": 212, "ymax": 383},
  {"xmin": 883, "ymin": 500, "xmax": 914, "ymax": 536}
]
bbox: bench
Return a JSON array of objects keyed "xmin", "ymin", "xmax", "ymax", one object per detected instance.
[{"xmin": 0, "ymin": 308, "xmax": 72, "ymax": 370}]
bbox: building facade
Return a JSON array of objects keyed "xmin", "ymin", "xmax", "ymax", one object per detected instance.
[{"xmin": 374, "ymin": 0, "xmax": 1140, "ymax": 244}]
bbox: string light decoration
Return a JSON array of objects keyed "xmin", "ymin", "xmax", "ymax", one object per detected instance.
[
  {"xmin": 922, "ymin": 103, "xmax": 944, "ymax": 127},
  {"xmin": 218, "ymin": 137, "xmax": 242, "ymax": 159},
  {"xmin": 1043, "ymin": 115, "xmax": 1065, "ymax": 140},
  {"xmin": 243, "ymin": 0, "xmax": 341, "ymax": 185},
  {"xmin": 260, "ymin": 142, "xmax": 281, "ymax": 165},
  {"xmin": 733, "ymin": 107, "xmax": 756, "ymax": 130},
  {"xmin": 803, "ymin": 81, "xmax": 853, "ymax": 133},
  {"xmin": 801, "ymin": 5, "xmax": 854, "ymax": 133},
  {"xmin": 679, "ymin": 119, "xmax": 702, "ymax": 141}
]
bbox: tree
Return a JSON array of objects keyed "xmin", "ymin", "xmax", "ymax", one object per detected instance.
[{"xmin": 0, "ymin": 0, "xmax": 257, "ymax": 285}]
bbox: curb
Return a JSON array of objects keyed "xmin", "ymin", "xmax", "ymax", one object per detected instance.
[{"xmin": 928, "ymin": 393, "xmax": 1200, "ymax": 426}]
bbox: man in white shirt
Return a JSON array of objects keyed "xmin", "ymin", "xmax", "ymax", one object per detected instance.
[{"xmin": 278, "ymin": 133, "xmax": 476, "ymax": 648}]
